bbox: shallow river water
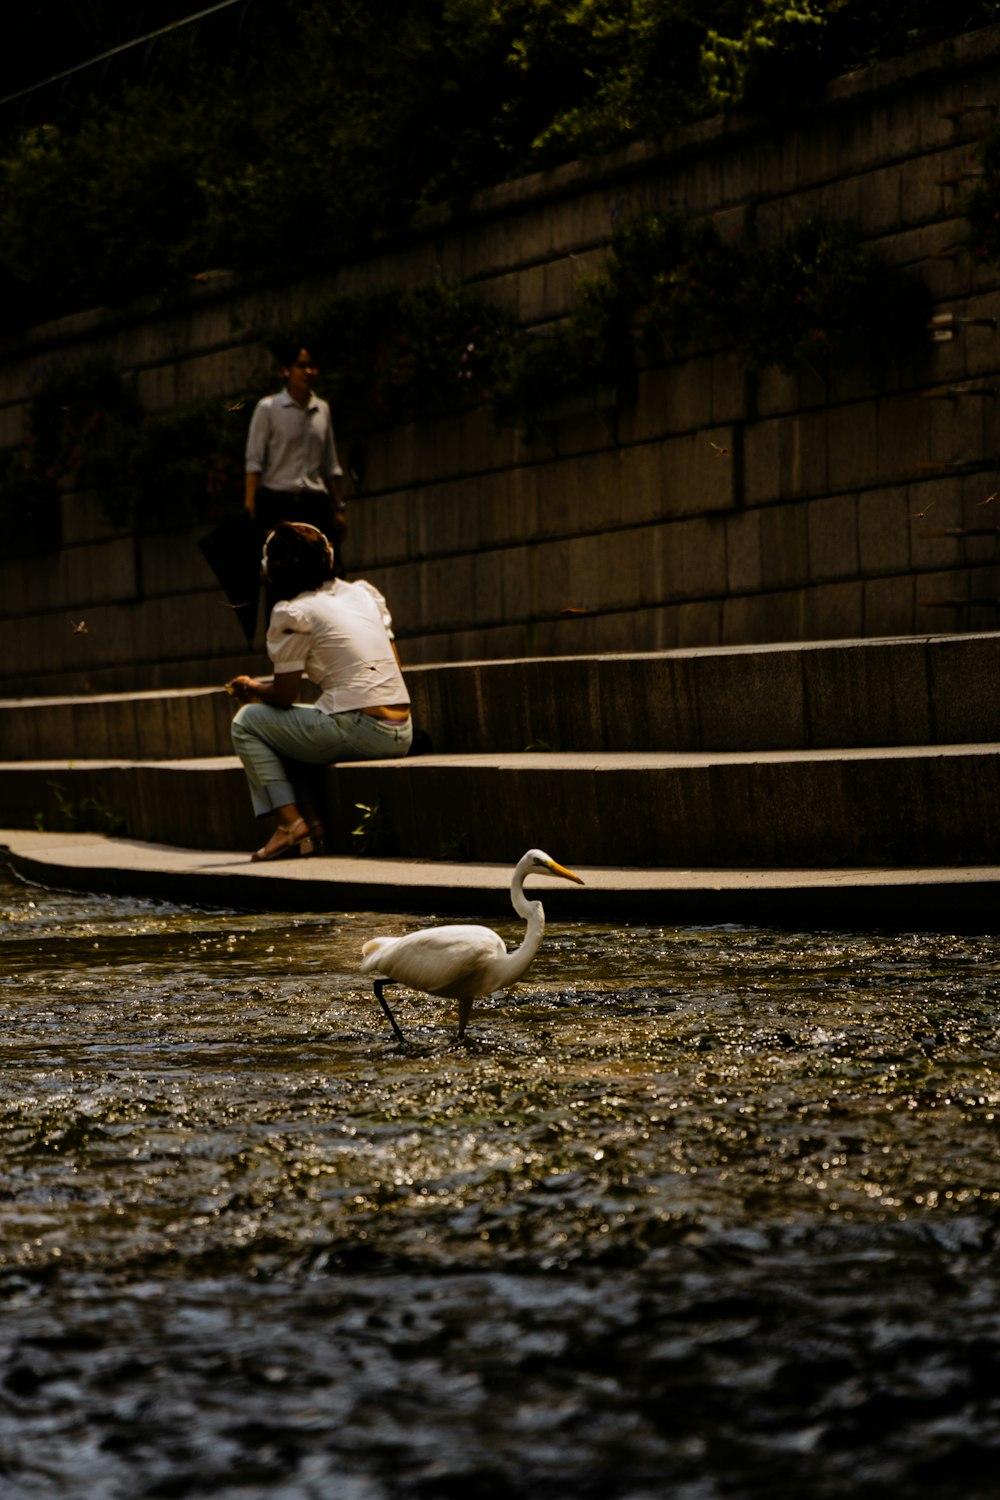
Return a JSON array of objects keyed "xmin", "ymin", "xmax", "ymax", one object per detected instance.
[{"xmin": 2, "ymin": 867, "xmax": 1000, "ymax": 1498}]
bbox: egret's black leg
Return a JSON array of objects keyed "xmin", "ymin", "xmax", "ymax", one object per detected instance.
[{"xmin": 373, "ymin": 980, "xmax": 407, "ymax": 1044}]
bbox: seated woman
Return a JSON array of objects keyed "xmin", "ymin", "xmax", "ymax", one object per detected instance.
[{"xmin": 226, "ymin": 521, "xmax": 412, "ymax": 861}]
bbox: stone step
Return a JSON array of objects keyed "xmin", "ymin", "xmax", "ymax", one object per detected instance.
[
  {"xmin": 7, "ymin": 742, "xmax": 1000, "ymax": 868},
  {"xmin": 0, "ymin": 686, "xmax": 233, "ymax": 762},
  {"xmin": 2, "ymin": 633, "xmax": 999, "ymax": 762},
  {"xmin": 5, "ymin": 828, "xmax": 1000, "ymax": 928},
  {"xmin": 410, "ymin": 633, "xmax": 1000, "ymax": 756}
]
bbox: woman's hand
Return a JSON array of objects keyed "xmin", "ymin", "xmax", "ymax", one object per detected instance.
[
  {"xmin": 225, "ymin": 671, "xmax": 299, "ymax": 709},
  {"xmin": 225, "ymin": 675, "xmax": 260, "ymax": 705}
]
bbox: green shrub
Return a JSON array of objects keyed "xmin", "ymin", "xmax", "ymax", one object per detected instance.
[
  {"xmin": 701, "ymin": 0, "xmax": 828, "ymax": 113},
  {"xmin": 21, "ymin": 358, "xmax": 141, "ymax": 529},
  {"xmin": 487, "ymin": 269, "xmax": 634, "ymax": 427},
  {"xmin": 128, "ymin": 398, "xmax": 254, "ymax": 531},
  {"xmin": 0, "ymin": 450, "xmax": 61, "ymax": 555},
  {"xmin": 733, "ymin": 218, "xmax": 932, "ymax": 377},
  {"xmin": 964, "ymin": 117, "xmax": 1000, "ymax": 267},
  {"xmin": 298, "ymin": 282, "xmax": 516, "ymax": 429},
  {"xmin": 0, "ymin": 1, "xmax": 992, "ymax": 328},
  {"xmin": 493, "ymin": 210, "xmax": 930, "ymax": 407},
  {"xmin": 0, "ymin": 359, "xmax": 261, "ymax": 553},
  {"xmin": 609, "ymin": 210, "xmax": 745, "ymax": 352},
  {"xmin": 34, "ymin": 783, "xmax": 126, "ymax": 837}
]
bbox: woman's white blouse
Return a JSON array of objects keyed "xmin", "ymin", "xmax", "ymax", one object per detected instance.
[{"xmin": 266, "ymin": 579, "xmax": 409, "ymax": 715}]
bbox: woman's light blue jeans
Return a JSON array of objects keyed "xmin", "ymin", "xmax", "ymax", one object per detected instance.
[{"xmin": 231, "ymin": 702, "xmax": 413, "ymax": 818}]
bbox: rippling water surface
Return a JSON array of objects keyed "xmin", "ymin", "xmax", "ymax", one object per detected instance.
[{"xmin": 2, "ymin": 867, "xmax": 1000, "ymax": 1498}]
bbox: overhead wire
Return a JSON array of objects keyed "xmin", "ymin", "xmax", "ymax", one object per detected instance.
[{"xmin": 0, "ymin": 0, "xmax": 253, "ymax": 111}]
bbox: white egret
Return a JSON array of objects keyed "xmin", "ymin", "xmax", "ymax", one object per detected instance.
[{"xmin": 360, "ymin": 848, "xmax": 585, "ymax": 1042}]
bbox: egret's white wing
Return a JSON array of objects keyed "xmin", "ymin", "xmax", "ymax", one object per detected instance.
[{"xmin": 361, "ymin": 924, "xmax": 506, "ymax": 996}]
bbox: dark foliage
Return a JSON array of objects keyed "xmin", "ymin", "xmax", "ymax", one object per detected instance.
[{"xmin": 0, "ymin": 1, "xmax": 995, "ymax": 326}]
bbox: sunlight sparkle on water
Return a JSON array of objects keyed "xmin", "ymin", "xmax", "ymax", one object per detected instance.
[{"xmin": 2, "ymin": 871, "xmax": 1000, "ymax": 1498}]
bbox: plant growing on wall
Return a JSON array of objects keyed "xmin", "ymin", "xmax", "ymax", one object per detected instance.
[
  {"xmin": 126, "ymin": 397, "xmax": 254, "ymax": 531},
  {"xmin": 295, "ymin": 282, "xmax": 519, "ymax": 429},
  {"xmin": 731, "ymin": 217, "xmax": 932, "ymax": 377},
  {"xmin": 608, "ymin": 209, "xmax": 746, "ymax": 353},
  {"xmin": 964, "ymin": 118, "xmax": 1000, "ymax": 265},
  {"xmin": 485, "ymin": 215, "xmax": 730, "ymax": 426},
  {"xmin": 33, "ymin": 782, "xmax": 126, "ymax": 837},
  {"xmin": 11, "ymin": 359, "xmax": 142, "ymax": 535},
  {"xmin": 0, "ymin": 449, "xmax": 61, "ymax": 554},
  {"xmin": 485, "ymin": 209, "xmax": 930, "ymax": 419},
  {"xmin": 487, "ymin": 269, "xmax": 635, "ymax": 428},
  {"xmin": 0, "ymin": 208, "xmax": 931, "ymax": 557},
  {"xmin": 0, "ymin": 359, "xmax": 257, "ymax": 554}
]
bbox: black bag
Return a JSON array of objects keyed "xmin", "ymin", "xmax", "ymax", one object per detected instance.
[{"xmin": 198, "ymin": 509, "xmax": 262, "ymax": 644}]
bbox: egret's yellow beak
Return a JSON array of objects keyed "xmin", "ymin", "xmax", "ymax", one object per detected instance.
[{"xmin": 546, "ymin": 858, "xmax": 585, "ymax": 886}]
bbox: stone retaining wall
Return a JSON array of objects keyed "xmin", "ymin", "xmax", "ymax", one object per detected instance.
[{"xmin": 2, "ymin": 25, "xmax": 1000, "ymax": 696}]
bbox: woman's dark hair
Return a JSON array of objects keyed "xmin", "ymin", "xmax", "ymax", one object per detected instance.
[{"xmin": 263, "ymin": 522, "xmax": 335, "ymax": 601}]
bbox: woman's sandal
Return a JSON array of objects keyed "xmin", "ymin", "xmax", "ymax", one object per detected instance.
[{"xmin": 251, "ymin": 816, "xmax": 316, "ymax": 863}]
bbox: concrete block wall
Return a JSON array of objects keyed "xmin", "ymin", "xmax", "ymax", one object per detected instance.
[{"xmin": 2, "ymin": 25, "xmax": 1000, "ymax": 696}]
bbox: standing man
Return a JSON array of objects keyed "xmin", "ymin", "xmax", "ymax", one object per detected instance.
[{"xmin": 245, "ymin": 339, "xmax": 346, "ymax": 572}]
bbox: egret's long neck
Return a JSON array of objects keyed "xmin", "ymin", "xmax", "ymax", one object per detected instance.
[{"xmin": 495, "ymin": 863, "xmax": 546, "ymax": 986}]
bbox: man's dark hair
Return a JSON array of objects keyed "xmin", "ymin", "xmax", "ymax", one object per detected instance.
[{"xmin": 269, "ymin": 335, "xmax": 320, "ymax": 370}]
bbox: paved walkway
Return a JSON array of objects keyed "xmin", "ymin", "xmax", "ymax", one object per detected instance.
[{"xmin": 3, "ymin": 829, "xmax": 999, "ymax": 929}]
